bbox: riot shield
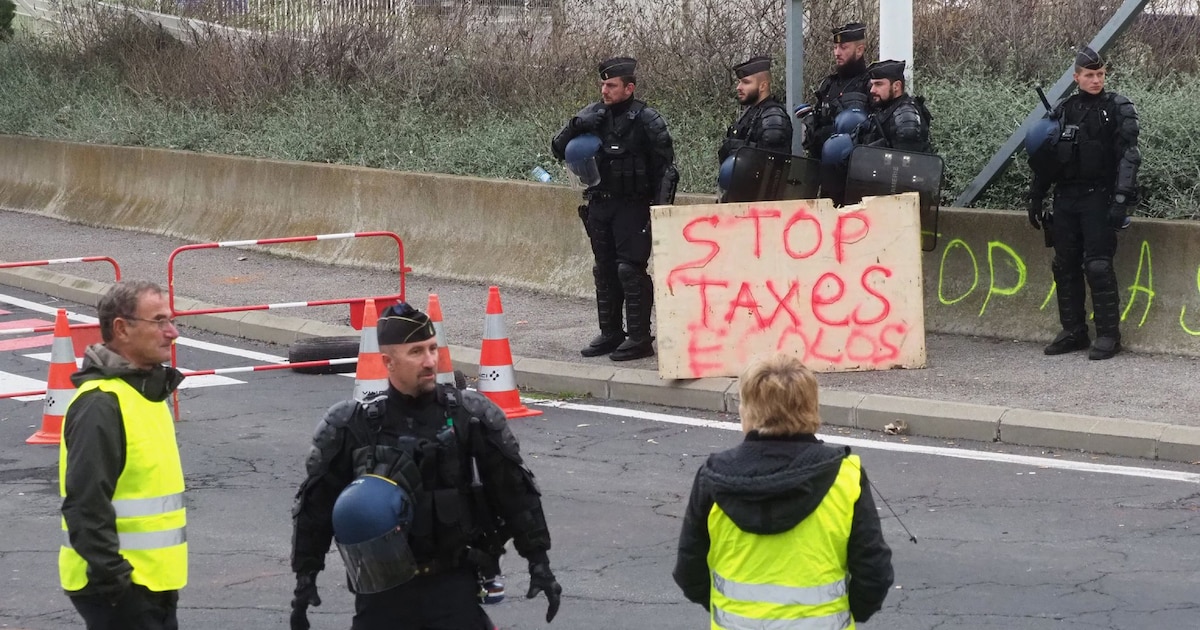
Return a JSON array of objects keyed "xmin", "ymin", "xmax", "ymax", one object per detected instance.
[
  {"xmin": 719, "ymin": 146, "xmax": 821, "ymax": 204},
  {"xmin": 844, "ymin": 145, "xmax": 944, "ymax": 251}
]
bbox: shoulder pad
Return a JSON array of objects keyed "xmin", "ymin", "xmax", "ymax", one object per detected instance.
[
  {"xmin": 319, "ymin": 399, "xmax": 359, "ymax": 430},
  {"xmin": 461, "ymin": 389, "xmax": 508, "ymax": 430},
  {"xmin": 639, "ymin": 106, "xmax": 668, "ymax": 131}
]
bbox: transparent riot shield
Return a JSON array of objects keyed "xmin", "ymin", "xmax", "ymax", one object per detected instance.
[
  {"xmin": 719, "ymin": 146, "xmax": 821, "ymax": 204},
  {"xmin": 844, "ymin": 145, "xmax": 944, "ymax": 252}
]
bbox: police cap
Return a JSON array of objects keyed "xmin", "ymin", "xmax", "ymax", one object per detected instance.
[
  {"xmin": 832, "ymin": 22, "xmax": 867, "ymax": 44},
  {"xmin": 1075, "ymin": 46, "xmax": 1105, "ymax": 71},
  {"xmin": 599, "ymin": 57, "xmax": 637, "ymax": 81},
  {"xmin": 377, "ymin": 302, "xmax": 436, "ymax": 346},
  {"xmin": 734, "ymin": 55, "xmax": 772, "ymax": 79},
  {"xmin": 867, "ymin": 59, "xmax": 906, "ymax": 82}
]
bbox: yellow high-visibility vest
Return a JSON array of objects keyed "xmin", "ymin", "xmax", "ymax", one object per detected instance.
[
  {"xmin": 707, "ymin": 455, "xmax": 861, "ymax": 630},
  {"xmin": 59, "ymin": 377, "xmax": 188, "ymax": 592}
]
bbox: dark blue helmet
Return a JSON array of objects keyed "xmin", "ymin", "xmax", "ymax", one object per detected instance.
[
  {"xmin": 332, "ymin": 475, "xmax": 415, "ymax": 545},
  {"xmin": 718, "ymin": 155, "xmax": 736, "ymax": 191},
  {"xmin": 564, "ymin": 133, "xmax": 602, "ymax": 163},
  {"xmin": 834, "ymin": 108, "xmax": 868, "ymax": 134},
  {"xmin": 821, "ymin": 133, "xmax": 855, "ymax": 166},
  {"xmin": 1024, "ymin": 117, "xmax": 1061, "ymax": 157}
]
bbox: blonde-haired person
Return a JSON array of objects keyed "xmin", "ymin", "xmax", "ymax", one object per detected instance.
[{"xmin": 673, "ymin": 353, "xmax": 894, "ymax": 629}]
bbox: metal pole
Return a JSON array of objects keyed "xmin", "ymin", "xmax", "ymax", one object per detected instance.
[
  {"xmin": 785, "ymin": 0, "xmax": 805, "ymax": 156},
  {"xmin": 879, "ymin": 0, "xmax": 914, "ymax": 91},
  {"xmin": 951, "ymin": 0, "xmax": 1151, "ymax": 207}
]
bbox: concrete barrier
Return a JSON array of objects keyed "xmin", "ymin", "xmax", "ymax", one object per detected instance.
[{"xmin": 3, "ymin": 134, "xmax": 1199, "ymax": 355}]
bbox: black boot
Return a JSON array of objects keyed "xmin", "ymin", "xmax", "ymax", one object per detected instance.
[
  {"xmin": 611, "ymin": 264, "xmax": 654, "ymax": 362},
  {"xmin": 582, "ymin": 265, "xmax": 625, "ymax": 357},
  {"xmin": 1047, "ymin": 257, "xmax": 1089, "ymax": 356},
  {"xmin": 1043, "ymin": 329, "xmax": 1090, "ymax": 355},
  {"xmin": 1089, "ymin": 336, "xmax": 1122, "ymax": 360}
]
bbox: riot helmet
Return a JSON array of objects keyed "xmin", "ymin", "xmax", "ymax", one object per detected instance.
[
  {"xmin": 821, "ymin": 133, "xmax": 856, "ymax": 166},
  {"xmin": 564, "ymin": 133, "xmax": 603, "ymax": 188},
  {"xmin": 332, "ymin": 474, "xmax": 418, "ymax": 594},
  {"xmin": 717, "ymin": 154, "xmax": 737, "ymax": 198},
  {"xmin": 834, "ymin": 108, "xmax": 869, "ymax": 135}
]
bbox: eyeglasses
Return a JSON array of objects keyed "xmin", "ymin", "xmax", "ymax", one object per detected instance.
[{"xmin": 122, "ymin": 316, "xmax": 179, "ymax": 330}]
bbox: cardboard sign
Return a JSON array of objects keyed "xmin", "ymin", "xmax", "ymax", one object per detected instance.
[{"xmin": 652, "ymin": 194, "xmax": 926, "ymax": 379}]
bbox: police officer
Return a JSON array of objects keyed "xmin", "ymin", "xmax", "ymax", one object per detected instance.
[
  {"xmin": 59, "ymin": 280, "xmax": 187, "ymax": 630},
  {"xmin": 719, "ymin": 55, "xmax": 793, "ymax": 163},
  {"xmin": 552, "ymin": 56, "xmax": 678, "ymax": 362},
  {"xmin": 859, "ymin": 59, "xmax": 933, "ymax": 153},
  {"xmin": 803, "ymin": 22, "xmax": 872, "ymax": 160},
  {"xmin": 289, "ymin": 303, "xmax": 562, "ymax": 629},
  {"xmin": 1027, "ymin": 46, "xmax": 1140, "ymax": 360}
]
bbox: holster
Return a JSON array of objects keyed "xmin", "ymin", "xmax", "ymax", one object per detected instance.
[
  {"xmin": 578, "ymin": 204, "xmax": 591, "ymax": 237},
  {"xmin": 1043, "ymin": 213, "xmax": 1055, "ymax": 248}
]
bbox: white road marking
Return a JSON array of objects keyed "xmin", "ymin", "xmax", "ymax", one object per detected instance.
[
  {"xmin": 0, "ymin": 369, "xmax": 49, "ymax": 401},
  {"xmin": 531, "ymin": 400, "xmax": 1200, "ymax": 485}
]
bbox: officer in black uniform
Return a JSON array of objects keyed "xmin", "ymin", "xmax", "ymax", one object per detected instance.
[
  {"xmin": 1027, "ymin": 46, "xmax": 1140, "ymax": 360},
  {"xmin": 289, "ymin": 303, "xmax": 562, "ymax": 629},
  {"xmin": 803, "ymin": 22, "xmax": 872, "ymax": 160},
  {"xmin": 858, "ymin": 59, "xmax": 933, "ymax": 153},
  {"xmin": 719, "ymin": 55, "xmax": 793, "ymax": 163},
  {"xmin": 552, "ymin": 57, "xmax": 678, "ymax": 362}
]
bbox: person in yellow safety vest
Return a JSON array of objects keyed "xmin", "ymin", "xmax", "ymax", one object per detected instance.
[
  {"xmin": 59, "ymin": 280, "xmax": 186, "ymax": 630},
  {"xmin": 673, "ymin": 353, "xmax": 894, "ymax": 629}
]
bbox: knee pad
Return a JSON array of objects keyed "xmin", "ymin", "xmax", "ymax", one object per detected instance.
[
  {"xmin": 617, "ymin": 262, "xmax": 644, "ymax": 284},
  {"xmin": 1084, "ymin": 257, "xmax": 1114, "ymax": 277}
]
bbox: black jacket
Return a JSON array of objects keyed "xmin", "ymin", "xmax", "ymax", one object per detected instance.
[
  {"xmin": 1029, "ymin": 89, "xmax": 1141, "ymax": 202},
  {"xmin": 60, "ymin": 344, "xmax": 185, "ymax": 598},
  {"xmin": 805, "ymin": 59, "xmax": 872, "ymax": 157},
  {"xmin": 719, "ymin": 96, "xmax": 794, "ymax": 163},
  {"xmin": 673, "ymin": 432, "xmax": 893, "ymax": 622},
  {"xmin": 291, "ymin": 385, "xmax": 551, "ymax": 580}
]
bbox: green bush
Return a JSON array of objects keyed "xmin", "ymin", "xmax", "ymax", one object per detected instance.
[{"xmin": 1, "ymin": 3, "xmax": 1198, "ymax": 219}]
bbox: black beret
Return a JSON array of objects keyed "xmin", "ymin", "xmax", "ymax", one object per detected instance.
[
  {"xmin": 599, "ymin": 57, "xmax": 637, "ymax": 80},
  {"xmin": 377, "ymin": 302, "xmax": 436, "ymax": 346},
  {"xmin": 1075, "ymin": 46, "xmax": 1105, "ymax": 70},
  {"xmin": 867, "ymin": 59, "xmax": 906, "ymax": 81},
  {"xmin": 734, "ymin": 56, "xmax": 772, "ymax": 79},
  {"xmin": 832, "ymin": 22, "xmax": 867, "ymax": 43}
]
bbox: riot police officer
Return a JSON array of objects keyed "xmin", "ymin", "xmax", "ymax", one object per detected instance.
[
  {"xmin": 289, "ymin": 303, "xmax": 562, "ymax": 629},
  {"xmin": 1027, "ymin": 46, "xmax": 1141, "ymax": 360},
  {"xmin": 719, "ymin": 55, "xmax": 793, "ymax": 163},
  {"xmin": 552, "ymin": 57, "xmax": 678, "ymax": 362},
  {"xmin": 859, "ymin": 59, "xmax": 933, "ymax": 153},
  {"xmin": 802, "ymin": 22, "xmax": 872, "ymax": 160}
]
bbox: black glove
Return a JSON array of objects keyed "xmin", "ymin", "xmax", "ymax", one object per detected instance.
[
  {"xmin": 1109, "ymin": 193, "xmax": 1132, "ymax": 229},
  {"xmin": 526, "ymin": 562, "xmax": 563, "ymax": 623},
  {"xmin": 572, "ymin": 106, "xmax": 607, "ymax": 133},
  {"xmin": 290, "ymin": 572, "xmax": 321, "ymax": 630},
  {"xmin": 1027, "ymin": 197, "xmax": 1045, "ymax": 230}
]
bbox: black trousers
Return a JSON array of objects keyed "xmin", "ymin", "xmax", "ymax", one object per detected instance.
[
  {"xmin": 352, "ymin": 568, "xmax": 494, "ymax": 630},
  {"xmin": 584, "ymin": 196, "xmax": 653, "ymax": 340},
  {"xmin": 71, "ymin": 584, "xmax": 179, "ymax": 630},
  {"xmin": 1050, "ymin": 185, "xmax": 1121, "ymax": 339}
]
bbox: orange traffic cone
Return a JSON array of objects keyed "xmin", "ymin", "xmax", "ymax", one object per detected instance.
[
  {"xmin": 427, "ymin": 294, "xmax": 456, "ymax": 387},
  {"xmin": 478, "ymin": 287, "xmax": 541, "ymax": 419},
  {"xmin": 27, "ymin": 309, "xmax": 76, "ymax": 445},
  {"xmin": 353, "ymin": 299, "xmax": 388, "ymax": 402}
]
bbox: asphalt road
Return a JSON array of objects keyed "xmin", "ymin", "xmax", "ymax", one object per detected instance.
[{"xmin": 1, "ymin": 289, "xmax": 1199, "ymax": 629}]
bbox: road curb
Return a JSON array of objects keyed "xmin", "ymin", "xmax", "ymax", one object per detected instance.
[{"xmin": 3, "ymin": 266, "xmax": 1199, "ymax": 465}]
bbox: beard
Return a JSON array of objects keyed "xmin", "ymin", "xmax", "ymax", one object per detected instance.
[{"xmin": 738, "ymin": 86, "xmax": 761, "ymax": 106}]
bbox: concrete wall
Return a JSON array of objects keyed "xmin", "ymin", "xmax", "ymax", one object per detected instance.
[{"xmin": 4, "ymin": 134, "xmax": 1200, "ymax": 355}]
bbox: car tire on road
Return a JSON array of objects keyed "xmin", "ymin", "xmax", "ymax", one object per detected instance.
[{"xmin": 288, "ymin": 336, "xmax": 360, "ymax": 374}]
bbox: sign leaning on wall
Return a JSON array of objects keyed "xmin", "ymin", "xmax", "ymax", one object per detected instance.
[{"xmin": 651, "ymin": 193, "xmax": 927, "ymax": 379}]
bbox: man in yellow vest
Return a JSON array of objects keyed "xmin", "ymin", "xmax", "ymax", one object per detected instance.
[
  {"xmin": 59, "ymin": 280, "xmax": 187, "ymax": 630},
  {"xmin": 673, "ymin": 353, "xmax": 893, "ymax": 629}
]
